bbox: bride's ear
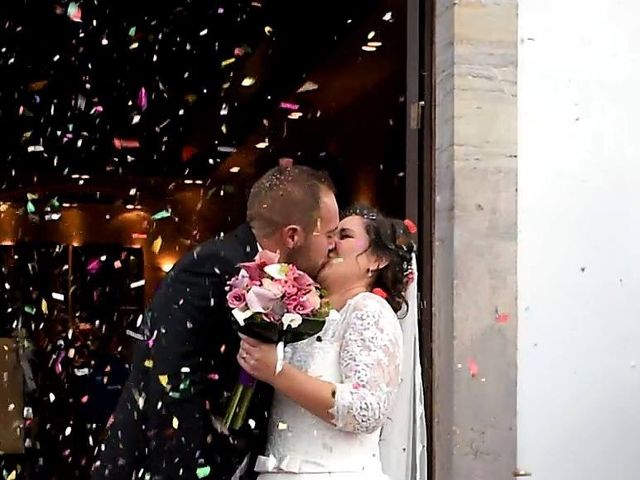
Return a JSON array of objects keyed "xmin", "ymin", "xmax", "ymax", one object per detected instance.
[{"xmin": 281, "ymin": 225, "xmax": 303, "ymax": 249}]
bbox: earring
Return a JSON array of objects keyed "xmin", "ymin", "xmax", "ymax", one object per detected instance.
[{"xmin": 367, "ymin": 268, "xmax": 374, "ymax": 277}]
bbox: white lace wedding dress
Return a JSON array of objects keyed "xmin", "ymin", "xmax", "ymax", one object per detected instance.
[{"xmin": 255, "ymin": 291, "xmax": 403, "ymax": 480}]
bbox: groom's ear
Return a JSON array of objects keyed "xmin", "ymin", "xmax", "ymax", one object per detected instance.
[{"xmin": 281, "ymin": 225, "xmax": 303, "ymax": 249}]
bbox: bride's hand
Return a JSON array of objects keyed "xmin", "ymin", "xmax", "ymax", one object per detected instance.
[{"xmin": 237, "ymin": 334, "xmax": 279, "ymax": 384}]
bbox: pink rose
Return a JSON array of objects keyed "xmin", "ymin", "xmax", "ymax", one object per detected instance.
[
  {"xmin": 255, "ymin": 249, "xmax": 280, "ymax": 265},
  {"xmin": 305, "ymin": 290, "xmax": 321, "ymax": 311},
  {"xmin": 287, "ymin": 268, "xmax": 315, "ymax": 290},
  {"xmin": 246, "ymin": 286, "xmax": 280, "ymax": 313},
  {"xmin": 238, "ymin": 262, "xmax": 263, "ymax": 282},
  {"xmin": 229, "ymin": 269, "xmax": 250, "ymax": 290},
  {"xmin": 226, "ymin": 288, "xmax": 247, "ymax": 309},
  {"xmin": 279, "ymin": 279, "xmax": 299, "ymax": 297},
  {"xmin": 291, "ymin": 294, "xmax": 317, "ymax": 316}
]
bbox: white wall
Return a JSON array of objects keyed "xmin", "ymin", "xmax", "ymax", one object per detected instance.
[{"xmin": 518, "ymin": 1, "xmax": 640, "ymax": 479}]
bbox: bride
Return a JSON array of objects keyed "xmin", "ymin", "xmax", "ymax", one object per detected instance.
[{"xmin": 237, "ymin": 206, "xmax": 416, "ymax": 479}]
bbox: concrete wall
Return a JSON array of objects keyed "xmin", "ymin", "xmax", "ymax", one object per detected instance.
[
  {"xmin": 432, "ymin": 0, "xmax": 518, "ymax": 478},
  {"xmin": 517, "ymin": 1, "xmax": 640, "ymax": 478}
]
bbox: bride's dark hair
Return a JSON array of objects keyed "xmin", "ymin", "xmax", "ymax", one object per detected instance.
[{"xmin": 342, "ymin": 205, "xmax": 416, "ymax": 314}]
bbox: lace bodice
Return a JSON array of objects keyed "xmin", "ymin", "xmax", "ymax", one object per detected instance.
[{"xmin": 255, "ymin": 292, "xmax": 403, "ymax": 477}]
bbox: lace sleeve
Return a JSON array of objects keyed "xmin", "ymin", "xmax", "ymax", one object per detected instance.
[{"xmin": 330, "ymin": 302, "xmax": 403, "ymax": 434}]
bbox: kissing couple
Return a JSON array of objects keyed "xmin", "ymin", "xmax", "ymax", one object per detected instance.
[{"xmin": 92, "ymin": 165, "xmax": 424, "ymax": 480}]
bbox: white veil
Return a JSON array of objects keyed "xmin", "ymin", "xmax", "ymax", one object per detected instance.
[{"xmin": 379, "ymin": 254, "xmax": 428, "ymax": 480}]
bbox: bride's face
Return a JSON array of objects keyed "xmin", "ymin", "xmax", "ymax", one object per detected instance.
[{"xmin": 317, "ymin": 215, "xmax": 381, "ymax": 292}]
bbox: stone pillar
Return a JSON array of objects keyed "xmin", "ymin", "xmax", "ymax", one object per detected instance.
[{"xmin": 431, "ymin": 0, "xmax": 518, "ymax": 478}]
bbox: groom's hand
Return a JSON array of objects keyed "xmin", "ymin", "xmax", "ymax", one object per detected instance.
[{"xmin": 238, "ymin": 334, "xmax": 279, "ymax": 384}]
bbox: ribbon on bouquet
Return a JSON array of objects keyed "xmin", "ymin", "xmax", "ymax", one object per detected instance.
[{"xmin": 275, "ymin": 341, "xmax": 285, "ymax": 375}]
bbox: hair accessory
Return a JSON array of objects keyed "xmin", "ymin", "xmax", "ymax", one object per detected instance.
[
  {"xmin": 372, "ymin": 288, "xmax": 388, "ymax": 299},
  {"xmin": 405, "ymin": 268, "xmax": 415, "ymax": 285},
  {"xmin": 279, "ymin": 157, "xmax": 294, "ymax": 168},
  {"xmin": 403, "ymin": 219, "xmax": 418, "ymax": 234}
]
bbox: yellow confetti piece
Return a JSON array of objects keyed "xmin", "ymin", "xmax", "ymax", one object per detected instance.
[
  {"xmin": 144, "ymin": 359, "xmax": 154, "ymax": 368},
  {"xmin": 158, "ymin": 374, "xmax": 169, "ymax": 387},
  {"xmin": 241, "ymin": 77, "xmax": 256, "ymax": 87},
  {"xmin": 41, "ymin": 298, "xmax": 48, "ymax": 314},
  {"xmin": 221, "ymin": 58, "xmax": 235, "ymax": 67},
  {"xmin": 152, "ymin": 236, "xmax": 162, "ymax": 254},
  {"xmin": 172, "ymin": 416, "xmax": 179, "ymax": 429},
  {"xmin": 7, "ymin": 470, "xmax": 16, "ymax": 480}
]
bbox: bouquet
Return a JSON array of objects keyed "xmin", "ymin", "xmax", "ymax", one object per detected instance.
[{"xmin": 222, "ymin": 250, "xmax": 333, "ymax": 430}]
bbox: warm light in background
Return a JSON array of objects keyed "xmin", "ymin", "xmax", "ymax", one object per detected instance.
[{"xmin": 159, "ymin": 256, "xmax": 178, "ymax": 273}]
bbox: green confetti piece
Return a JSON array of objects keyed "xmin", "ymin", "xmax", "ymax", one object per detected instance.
[
  {"xmin": 26, "ymin": 201, "xmax": 35, "ymax": 214},
  {"xmin": 49, "ymin": 197, "xmax": 60, "ymax": 208},
  {"xmin": 196, "ymin": 466, "xmax": 211, "ymax": 478},
  {"xmin": 24, "ymin": 305, "xmax": 36, "ymax": 315},
  {"xmin": 151, "ymin": 210, "xmax": 171, "ymax": 220},
  {"xmin": 129, "ymin": 26, "xmax": 137, "ymax": 37}
]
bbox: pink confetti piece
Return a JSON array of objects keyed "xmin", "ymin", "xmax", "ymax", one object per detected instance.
[
  {"xmin": 87, "ymin": 258, "xmax": 101, "ymax": 274},
  {"xmin": 279, "ymin": 102, "xmax": 300, "ymax": 111},
  {"xmin": 54, "ymin": 351, "xmax": 66, "ymax": 375},
  {"xmin": 137, "ymin": 87, "xmax": 148, "ymax": 111},
  {"xmin": 80, "ymin": 395, "xmax": 89, "ymax": 404},
  {"xmin": 467, "ymin": 358, "xmax": 479, "ymax": 378},
  {"xmin": 496, "ymin": 312, "xmax": 510, "ymax": 324},
  {"xmin": 113, "ymin": 138, "xmax": 140, "ymax": 149}
]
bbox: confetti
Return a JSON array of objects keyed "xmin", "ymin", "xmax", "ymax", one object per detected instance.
[
  {"xmin": 151, "ymin": 210, "xmax": 171, "ymax": 220},
  {"xmin": 196, "ymin": 466, "xmax": 211, "ymax": 478},
  {"xmin": 158, "ymin": 375, "xmax": 169, "ymax": 387},
  {"xmin": 144, "ymin": 359, "xmax": 154, "ymax": 368},
  {"xmin": 67, "ymin": 2, "xmax": 82, "ymax": 22},
  {"xmin": 297, "ymin": 81, "xmax": 319, "ymax": 93},
  {"xmin": 130, "ymin": 279, "xmax": 145, "ymax": 289},
  {"xmin": 152, "ymin": 236, "xmax": 163, "ymax": 254},
  {"xmin": 279, "ymin": 102, "xmax": 300, "ymax": 111},
  {"xmin": 496, "ymin": 312, "xmax": 510, "ymax": 324},
  {"xmin": 172, "ymin": 416, "xmax": 179, "ymax": 429},
  {"xmin": 467, "ymin": 358, "xmax": 479, "ymax": 378}
]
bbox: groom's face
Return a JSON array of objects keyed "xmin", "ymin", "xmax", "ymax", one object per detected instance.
[{"xmin": 289, "ymin": 188, "xmax": 339, "ymax": 280}]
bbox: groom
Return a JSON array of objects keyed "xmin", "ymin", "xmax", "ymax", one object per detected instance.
[{"xmin": 92, "ymin": 165, "xmax": 339, "ymax": 479}]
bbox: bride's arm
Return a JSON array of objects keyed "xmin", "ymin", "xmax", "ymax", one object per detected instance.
[
  {"xmin": 238, "ymin": 304, "xmax": 403, "ymax": 431},
  {"xmin": 237, "ymin": 335, "xmax": 338, "ymax": 423}
]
